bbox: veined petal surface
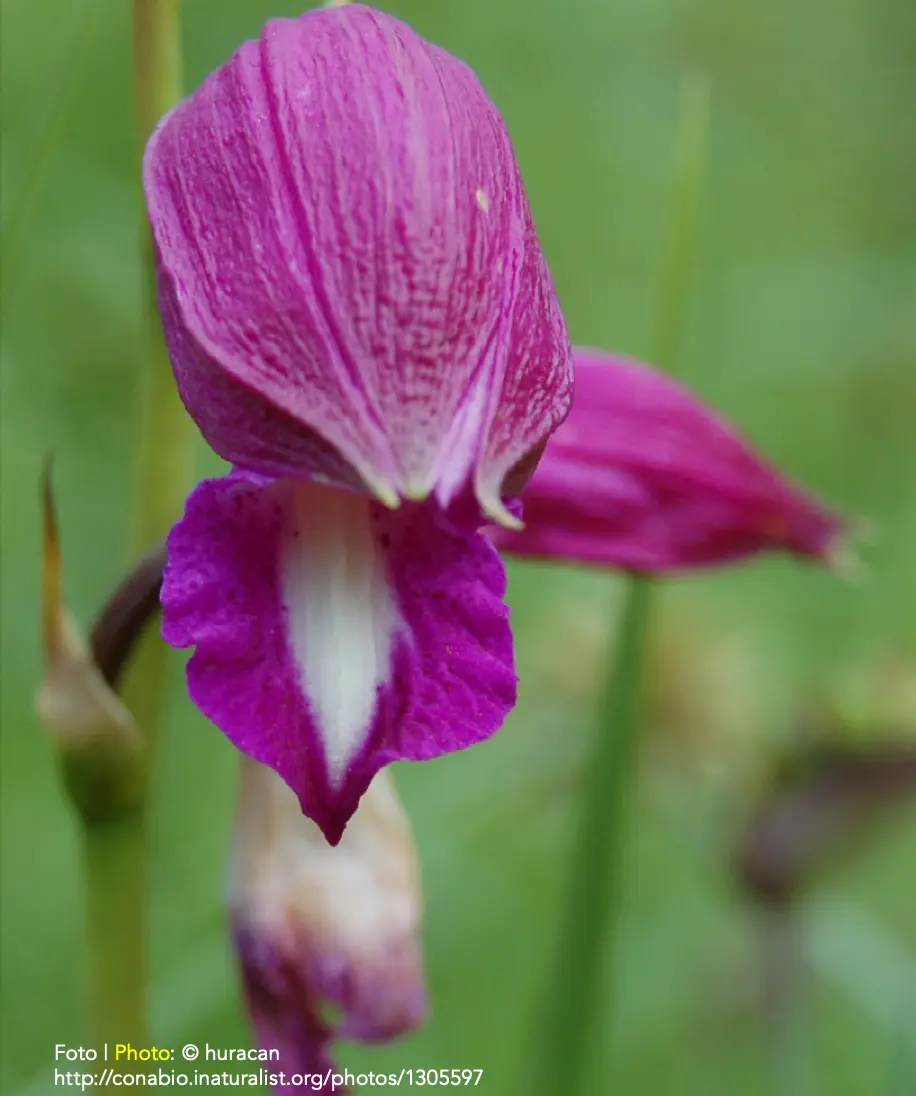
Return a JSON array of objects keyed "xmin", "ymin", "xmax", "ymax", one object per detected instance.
[
  {"xmin": 145, "ymin": 4, "xmax": 572, "ymax": 509},
  {"xmin": 161, "ymin": 472, "xmax": 516, "ymax": 843},
  {"xmin": 493, "ymin": 349, "xmax": 846, "ymax": 571}
]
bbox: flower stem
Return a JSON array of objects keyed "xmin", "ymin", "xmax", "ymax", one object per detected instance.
[
  {"xmin": 530, "ymin": 74, "xmax": 709, "ymax": 1096},
  {"xmin": 124, "ymin": 0, "xmax": 194, "ymax": 735},
  {"xmin": 80, "ymin": 0, "xmax": 190, "ymax": 1057},
  {"xmin": 131, "ymin": 0, "xmax": 193, "ymax": 561},
  {"xmin": 533, "ymin": 579, "xmax": 653, "ymax": 1095},
  {"xmin": 84, "ymin": 814, "xmax": 148, "ymax": 1052},
  {"xmin": 650, "ymin": 75, "xmax": 711, "ymax": 373},
  {"xmin": 133, "ymin": 0, "xmax": 182, "ymax": 160}
]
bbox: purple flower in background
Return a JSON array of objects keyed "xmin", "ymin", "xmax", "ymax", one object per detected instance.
[
  {"xmin": 230, "ymin": 760, "xmax": 425, "ymax": 1092},
  {"xmin": 146, "ymin": 5, "xmax": 845, "ymax": 845},
  {"xmin": 491, "ymin": 349, "xmax": 846, "ymax": 571}
]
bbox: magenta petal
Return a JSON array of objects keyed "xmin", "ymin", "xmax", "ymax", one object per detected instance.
[
  {"xmin": 156, "ymin": 273, "xmax": 367, "ymax": 490},
  {"xmin": 492, "ymin": 348, "xmax": 846, "ymax": 572},
  {"xmin": 161, "ymin": 473, "xmax": 516, "ymax": 843},
  {"xmin": 472, "ymin": 203, "xmax": 573, "ymax": 523},
  {"xmin": 144, "ymin": 5, "xmax": 572, "ymax": 508}
]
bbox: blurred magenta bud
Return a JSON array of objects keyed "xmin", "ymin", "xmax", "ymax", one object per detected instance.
[
  {"xmin": 143, "ymin": 3, "xmax": 572, "ymax": 524},
  {"xmin": 492, "ymin": 349, "xmax": 847, "ymax": 571},
  {"xmin": 229, "ymin": 759, "xmax": 426, "ymax": 1092}
]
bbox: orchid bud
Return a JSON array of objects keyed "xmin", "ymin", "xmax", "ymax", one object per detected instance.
[
  {"xmin": 493, "ymin": 349, "xmax": 848, "ymax": 572},
  {"xmin": 36, "ymin": 461, "xmax": 144, "ymax": 821},
  {"xmin": 229, "ymin": 759, "xmax": 426, "ymax": 1091}
]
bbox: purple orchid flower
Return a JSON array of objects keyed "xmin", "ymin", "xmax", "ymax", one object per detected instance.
[
  {"xmin": 146, "ymin": 5, "xmax": 845, "ymax": 847},
  {"xmin": 146, "ymin": 4, "xmax": 570, "ymax": 844}
]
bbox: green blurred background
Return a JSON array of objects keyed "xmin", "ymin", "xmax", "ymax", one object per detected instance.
[{"xmin": 2, "ymin": 1, "xmax": 915, "ymax": 1093}]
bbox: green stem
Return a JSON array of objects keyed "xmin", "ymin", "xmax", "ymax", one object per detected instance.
[
  {"xmin": 760, "ymin": 911, "xmax": 814, "ymax": 1096},
  {"xmin": 125, "ymin": 0, "xmax": 194, "ymax": 731},
  {"xmin": 82, "ymin": 0, "xmax": 191, "ymax": 1057},
  {"xmin": 530, "ymin": 74, "xmax": 710, "ymax": 1096},
  {"xmin": 651, "ymin": 75, "xmax": 710, "ymax": 370},
  {"xmin": 132, "ymin": 0, "xmax": 193, "ymax": 559},
  {"xmin": 84, "ymin": 814, "xmax": 148, "ymax": 1053},
  {"xmin": 133, "ymin": 0, "xmax": 183, "ymax": 157},
  {"xmin": 534, "ymin": 581, "xmax": 652, "ymax": 1095}
]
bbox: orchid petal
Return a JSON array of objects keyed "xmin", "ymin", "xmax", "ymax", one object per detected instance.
[
  {"xmin": 161, "ymin": 472, "xmax": 516, "ymax": 843},
  {"xmin": 493, "ymin": 349, "xmax": 846, "ymax": 571},
  {"xmin": 144, "ymin": 5, "xmax": 572, "ymax": 511}
]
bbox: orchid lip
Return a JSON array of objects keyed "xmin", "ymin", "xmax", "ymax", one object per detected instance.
[
  {"xmin": 279, "ymin": 483, "xmax": 400, "ymax": 790},
  {"xmin": 161, "ymin": 470, "xmax": 517, "ymax": 843}
]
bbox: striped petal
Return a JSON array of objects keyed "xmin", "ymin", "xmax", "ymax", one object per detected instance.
[{"xmin": 144, "ymin": 5, "xmax": 572, "ymax": 515}]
